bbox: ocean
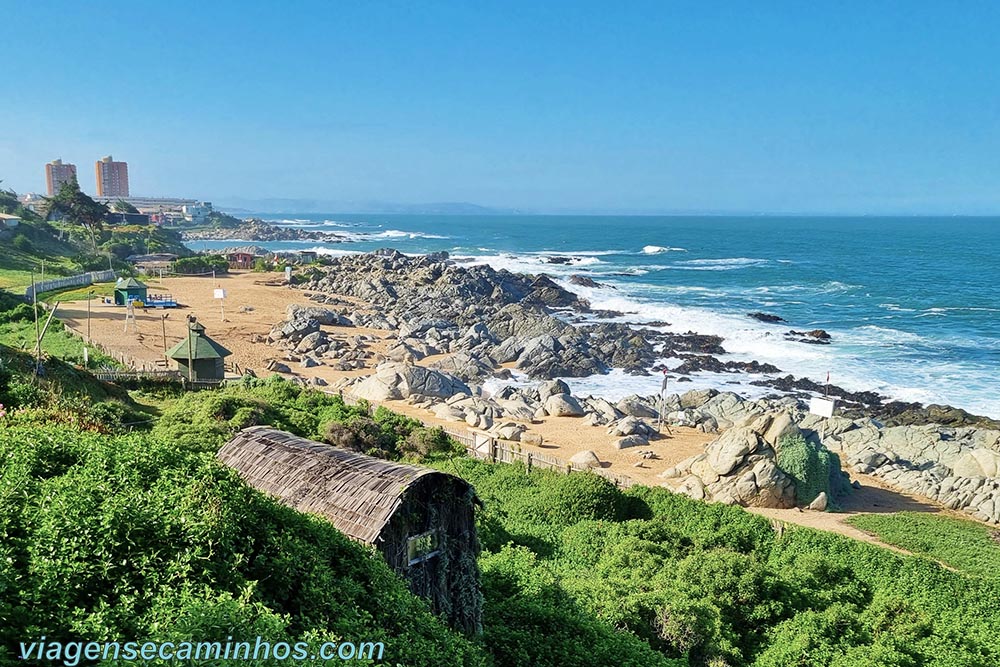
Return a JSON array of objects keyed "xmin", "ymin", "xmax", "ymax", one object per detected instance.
[{"xmin": 186, "ymin": 215, "xmax": 1000, "ymax": 418}]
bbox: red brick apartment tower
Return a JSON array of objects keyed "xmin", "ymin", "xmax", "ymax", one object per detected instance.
[
  {"xmin": 95, "ymin": 155, "xmax": 129, "ymax": 197},
  {"xmin": 45, "ymin": 159, "xmax": 77, "ymax": 195}
]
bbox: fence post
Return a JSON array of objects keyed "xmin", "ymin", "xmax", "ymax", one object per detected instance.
[{"xmin": 526, "ymin": 452, "xmax": 533, "ymax": 473}]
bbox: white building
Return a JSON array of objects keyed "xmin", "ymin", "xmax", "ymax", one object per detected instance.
[
  {"xmin": 181, "ymin": 202, "xmax": 213, "ymax": 223},
  {"xmin": 0, "ymin": 213, "xmax": 22, "ymax": 229}
]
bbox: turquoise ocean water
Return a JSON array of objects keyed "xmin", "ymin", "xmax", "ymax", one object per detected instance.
[{"xmin": 188, "ymin": 215, "xmax": 1000, "ymax": 418}]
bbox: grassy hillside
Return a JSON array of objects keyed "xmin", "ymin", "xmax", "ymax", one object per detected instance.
[
  {"xmin": 848, "ymin": 512, "xmax": 1000, "ymax": 580},
  {"xmin": 0, "ymin": 185, "xmax": 192, "ymax": 293}
]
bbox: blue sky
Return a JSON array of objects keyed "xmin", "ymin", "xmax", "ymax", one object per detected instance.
[{"xmin": 2, "ymin": 1, "xmax": 999, "ymax": 214}]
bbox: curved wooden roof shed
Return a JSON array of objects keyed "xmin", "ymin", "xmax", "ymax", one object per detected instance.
[{"xmin": 218, "ymin": 426, "xmax": 482, "ymax": 634}]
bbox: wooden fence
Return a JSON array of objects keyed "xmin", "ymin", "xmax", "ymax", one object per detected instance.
[
  {"xmin": 447, "ymin": 429, "xmax": 636, "ymax": 488},
  {"xmin": 25, "ymin": 270, "xmax": 116, "ymax": 300},
  {"xmin": 337, "ymin": 392, "xmax": 636, "ymax": 488}
]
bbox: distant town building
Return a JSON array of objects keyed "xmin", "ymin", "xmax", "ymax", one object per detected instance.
[
  {"xmin": 45, "ymin": 159, "xmax": 77, "ymax": 196},
  {"xmin": 95, "ymin": 155, "xmax": 130, "ymax": 197},
  {"xmin": 0, "ymin": 213, "xmax": 22, "ymax": 229},
  {"xmin": 181, "ymin": 201, "xmax": 213, "ymax": 224}
]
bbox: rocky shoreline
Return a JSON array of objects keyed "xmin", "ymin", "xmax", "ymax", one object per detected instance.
[
  {"xmin": 258, "ymin": 248, "xmax": 1000, "ymax": 524},
  {"xmin": 182, "ymin": 219, "xmax": 346, "ymax": 243}
]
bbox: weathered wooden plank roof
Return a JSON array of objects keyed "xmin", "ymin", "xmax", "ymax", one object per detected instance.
[{"xmin": 218, "ymin": 426, "xmax": 445, "ymax": 544}]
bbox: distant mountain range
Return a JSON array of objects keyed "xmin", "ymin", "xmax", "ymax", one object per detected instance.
[{"xmin": 214, "ymin": 198, "xmax": 522, "ymax": 216}]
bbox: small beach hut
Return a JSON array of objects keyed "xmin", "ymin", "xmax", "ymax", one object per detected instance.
[
  {"xmin": 165, "ymin": 316, "xmax": 232, "ymax": 381},
  {"xmin": 218, "ymin": 426, "xmax": 483, "ymax": 634},
  {"xmin": 114, "ymin": 277, "xmax": 148, "ymax": 306},
  {"xmin": 227, "ymin": 251, "xmax": 257, "ymax": 270}
]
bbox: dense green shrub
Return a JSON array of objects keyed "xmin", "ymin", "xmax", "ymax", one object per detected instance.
[
  {"xmin": 776, "ymin": 434, "xmax": 847, "ymax": 506},
  {"xmin": 401, "ymin": 426, "xmax": 457, "ymax": 458},
  {"xmin": 0, "ymin": 426, "xmax": 487, "ymax": 667},
  {"xmin": 172, "ymin": 255, "xmax": 228, "ymax": 275},
  {"xmin": 11, "ymin": 233, "xmax": 33, "ymax": 252}
]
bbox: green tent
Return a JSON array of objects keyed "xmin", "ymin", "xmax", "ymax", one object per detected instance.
[
  {"xmin": 166, "ymin": 318, "xmax": 232, "ymax": 381},
  {"xmin": 114, "ymin": 277, "xmax": 148, "ymax": 306}
]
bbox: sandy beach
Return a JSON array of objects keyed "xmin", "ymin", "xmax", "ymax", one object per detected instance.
[{"xmin": 53, "ymin": 269, "xmax": 960, "ymax": 548}]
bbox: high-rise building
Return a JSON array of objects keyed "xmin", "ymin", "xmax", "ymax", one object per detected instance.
[
  {"xmin": 45, "ymin": 159, "xmax": 78, "ymax": 196},
  {"xmin": 95, "ymin": 155, "xmax": 129, "ymax": 197}
]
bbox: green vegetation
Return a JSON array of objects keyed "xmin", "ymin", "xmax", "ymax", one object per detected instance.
[
  {"xmin": 41, "ymin": 281, "xmax": 118, "ymax": 302},
  {"xmin": 152, "ymin": 376, "xmax": 461, "ymax": 462},
  {"xmin": 0, "ymin": 427, "xmax": 487, "ymax": 667},
  {"xmin": 0, "ymin": 292, "xmax": 998, "ymax": 666},
  {"xmin": 441, "ymin": 458, "xmax": 1000, "ymax": 666},
  {"xmin": 776, "ymin": 433, "xmax": 848, "ymax": 507},
  {"xmin": 848, "ymin": 511, "xmax": 1000, "ymax": 579},
  {"xmin": 1, "ymin": 183, "xmax": 192, "ymax": 293},
  {"xmin": 173, "ymin": 254, "xmax": 229, "ymax": 275}
]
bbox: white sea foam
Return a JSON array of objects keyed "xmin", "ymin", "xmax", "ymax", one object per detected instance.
[
  {"xmin": 671, "ymin": 257, "xmax": 771, "ymax": 270},
  {"xmin": 303, "ymin": 245, "xmax": 364, "ymax": 257},
  {"xmin": 642, "ymin": 245, "xmax": 687, "ymax": 254},
  {"xmin": 366, "ymin": 229, "xmax": 449, "ymax": 240}
]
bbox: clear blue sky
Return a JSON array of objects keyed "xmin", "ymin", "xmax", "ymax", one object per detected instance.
[{"xmin": 2, "ymin": 1, "xmax": 999, "ymax": 214}]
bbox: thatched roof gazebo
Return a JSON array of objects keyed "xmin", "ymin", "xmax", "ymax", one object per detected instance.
[{"xmin": 218, "ymin": 426, "xmax": 482, "ymax": 634}]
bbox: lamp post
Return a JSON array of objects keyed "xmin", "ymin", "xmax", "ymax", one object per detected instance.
[{"xmin": 87, "ymin": 290, "xmax": 94, "ymax": 343}]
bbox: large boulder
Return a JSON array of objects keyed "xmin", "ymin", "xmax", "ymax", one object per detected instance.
[
  {"xmin": 952, "ymin": 449, "xmax": 1000, "ymax": 478},
  {"xmin": 429, "ymin": 352, "xmax": 495, "ymax": 382},
  {"xmin": 544, "ymin": 394, "xmax": 586, "ymax": 417},
  {"xmin": 538, "ymin": 379, "xmax": 571, "ymax": 401},
  {"xmin": 763, "ymin": 412, "xmax": 802, "ymax": 447},
  {"xmin": 287, "ymin": 304, "xmax": 352, "ymax": 326},
  {"xmin": 705, "ymin": 427, "xmax": 761, "ymax": 476},
  {"xmin": 350, "ymin": 362, "xmax": 470, "ymax": 402},
  {"xmin": 679, "ymin": 388, "xmax": 718, "ymax": 410},
  {"xmin": 569, "ymin": 450, "xmax": 601, "ymax": 469},
  {"xmin": 616, "ymin": 395, "xmax": 659, "ymax": 419},
  {"xmin": 607, "ymin": 416, "xmax": 657, "ymax": 438}
]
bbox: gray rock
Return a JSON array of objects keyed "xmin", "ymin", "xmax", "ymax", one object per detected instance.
[
  {"xmin": 538, "ymin": 379, "xmax": 571, "ymax": 401},
  {"xmin": 807, "ymin": 492, "xmax": 828, "ymax": 511},
  {"xmin": 614, "ymin": 434, "xmax": 649, "ymax": 449},
  {"xmin": 705, "ymin": 428, "xmax": 761, "ymax": 476},
  {"xmin": 616, "ymin": 395, "xmax": 659, "ymax": 418},
  {"xmin": 569, "ymin": 450, "xmax": 601, "ymax": 469},
  {"xmin": 544, "ymin": 394, "xmax": 586, "ymax": 417},
  {"xmin": 680, "ymin": 388, "xmax": 718, "ymax": 410}
]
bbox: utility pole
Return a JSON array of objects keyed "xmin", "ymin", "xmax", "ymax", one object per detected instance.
[
  {"xmin": 187, "ymin": 316, "xmax": 194, "ymax": 383},
  {"xmin": 31, "ymin": 271, "xmax": 40, "ymax": 376},
  {"xmin": 87, "ymin": 289, "xmax": 94, "ymax": 343}
]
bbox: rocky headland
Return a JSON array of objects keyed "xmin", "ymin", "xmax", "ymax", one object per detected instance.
[
  {"xmin": 182, "ymin": 219, "xmax": 346, "ymax": 243},
  {"xmin": 259, "ymin": 248, "xmax": 1000, "ymax": 524}
]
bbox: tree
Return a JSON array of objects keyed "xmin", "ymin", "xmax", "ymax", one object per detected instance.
[
  {"xmin": 47, "ymin": 180, "xmax": 108, "ymax": 251},
  {"xmin": 112, "ymin": 198, "xmax": 139, "ymax": 213}
]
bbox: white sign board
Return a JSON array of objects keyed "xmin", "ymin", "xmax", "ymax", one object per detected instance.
[
  {"xmin": 809, "ymin": 397, "xmax": 836, "ymax": 418},
  {"xmin": 213, "ymin": 289, "xmax": 226, "ymax": 299}
]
